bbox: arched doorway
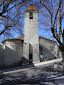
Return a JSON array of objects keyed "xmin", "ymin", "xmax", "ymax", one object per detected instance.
[{"xmin": 29, "ymin": 44, "xmax": 33, "ymax": 63}]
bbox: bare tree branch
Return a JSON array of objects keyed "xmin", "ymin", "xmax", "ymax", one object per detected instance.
[
  {"xmin": 54, "ymin": 0, "xmax": 62, "ymax": 25},
  {"xmin": 39, "ymin": 0, "xmax": 52, "ymax": 15}
]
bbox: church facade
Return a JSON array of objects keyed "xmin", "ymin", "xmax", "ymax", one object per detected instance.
[{"xmin": 0, "ymin": 5, "xmax": 62, "ymax": 67}]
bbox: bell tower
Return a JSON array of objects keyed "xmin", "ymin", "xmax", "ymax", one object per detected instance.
[{"xmin": 22, "ymin": 4, "xmax": 40, "ymax": 65}]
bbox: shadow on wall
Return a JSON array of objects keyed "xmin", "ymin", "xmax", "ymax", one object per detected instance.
[
  {"xmin": 39, "ymin": 45, "xmax": 58, "ymax": 62},
  {"xmin": 2, "ymin": 45, "xmax": 22, "ymax": 68},
  {"xmin": 22, "ymin": 57, "xmax": 34, "ymax": 66}
]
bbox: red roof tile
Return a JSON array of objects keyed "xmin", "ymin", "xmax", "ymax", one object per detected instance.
[
  {"xmin": 26, "ymin": 4, "xmax": 38, "ymax": 11},
  {"xmin": 2, "ymin": 36, "xmax": 56, "ymax": 44},
  {"xmin": 39, "ymin": 36, "xmax": 57, "ymax": 43},
  {"xmin": 2, "ymin": 36, "xmax": 24, "ymax": 44}
]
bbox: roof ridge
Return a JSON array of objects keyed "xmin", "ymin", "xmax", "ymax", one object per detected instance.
[{"xmin": 2, "ymin": 36, "xmax": 56, "ymax": 44}]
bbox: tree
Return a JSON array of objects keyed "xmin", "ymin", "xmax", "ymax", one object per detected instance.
[
  {"xmin": 39, "ymin": 0, "xmax": 64, "ymax": 50},
  {"xmin": 0, "ymin": 0, "xmax": 31, "ymax": 42}
]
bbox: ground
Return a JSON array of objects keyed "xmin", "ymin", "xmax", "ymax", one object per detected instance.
[{"xmin": 0, "ymin": 62, "xmax": 64, "ymax": 85}]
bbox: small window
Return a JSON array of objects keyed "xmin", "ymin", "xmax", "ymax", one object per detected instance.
[{"xmin": 29, "ymin": 12, "xmax": 33, "ymax": 19}]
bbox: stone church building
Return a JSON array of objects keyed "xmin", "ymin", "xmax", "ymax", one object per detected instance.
[{"xmin": 0, "ymin": 4, "xmax": 62, "ymax": 67}]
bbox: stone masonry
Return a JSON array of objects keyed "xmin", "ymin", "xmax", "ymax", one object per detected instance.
[{"xmin": 22, "ymin": 4, "xmax": 40, "ymax": 65}]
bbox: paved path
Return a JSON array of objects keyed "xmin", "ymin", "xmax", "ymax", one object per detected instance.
[{"xmin": 0, "ymin": 63, "xmax": 64, "ymax": 85}]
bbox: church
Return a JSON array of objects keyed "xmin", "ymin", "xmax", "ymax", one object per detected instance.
[{"xmin": 0, "ymin": 4, "xmax": 62, "ymax": 67}]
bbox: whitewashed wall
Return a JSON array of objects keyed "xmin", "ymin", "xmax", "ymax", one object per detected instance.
[
  {"xmin": 23, "ymin": 10, "xmax": 40, "ymax": 65},
  {"xmin": 39, "ymin": 38, "xmax": 61, "ymax": 60},
  {"xmin": 4, "ymin": 40, "xmax": 23, "ymax": 66}
]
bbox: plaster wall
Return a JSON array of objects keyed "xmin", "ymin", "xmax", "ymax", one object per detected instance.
[
  {"xmin": 24, "ymin": 11, "xmax": 39, "ymax": 45},
  {"xmin": 23, "ymin": 11, "xmax": 40, "ymax": 64},
  {"xmin": 39, "ymin": 38, "xmax": 62, "ymax": 59},
  {"xmin": 4, "ymin": 40, "xmax": 23, "ymax": 66},
  {"xmin": 39, "ymin": 38, "xmax": 57, "ymax": 58}
]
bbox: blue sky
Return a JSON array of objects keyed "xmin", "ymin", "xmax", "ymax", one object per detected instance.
[{"xmin": 0, "ymin": 2, "xmax": 57, "ymax": 44}]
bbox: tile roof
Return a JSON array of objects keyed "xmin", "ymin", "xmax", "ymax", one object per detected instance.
[
  {"xmin": 2, "ymin": 36, "xmax": 56, "ymax": 44},
  {"xmin": 15, "ymin": 36, "xmax": 24, "ymax": 40},
  {"xmin": 39, "ymin": 36, "xmax": 57, "ymax": 43},
  {"xmin": 2, "ymin": 37, "xmax": 24, "ymax": 44},
  {"xmin": 26, "ymin": 4, "xmax": 38, "ymax": 11}
]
